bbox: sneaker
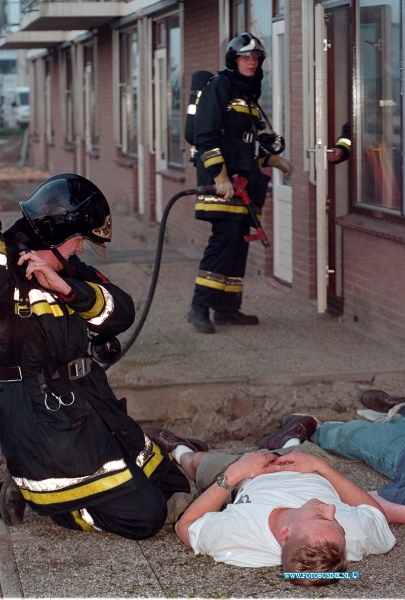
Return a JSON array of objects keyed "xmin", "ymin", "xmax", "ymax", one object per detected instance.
[
  {"xmin": 213, "ymin": 310, "xmax": 259, "ymax": 325},
  {"xmin": 187, "ymin": 305, "xmax": 215, "ymax": 334}
]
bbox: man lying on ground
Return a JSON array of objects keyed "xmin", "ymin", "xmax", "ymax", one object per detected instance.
[
  {"xmin": 258, "ymin": 389, "xmax": 405, "ymax": 524},
  {"xmin": 143, "ymin": 426, "xmax": 395, "ymax": 586}
]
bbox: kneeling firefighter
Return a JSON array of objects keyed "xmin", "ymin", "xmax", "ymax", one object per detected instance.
[
  {"xmin": 187, "ymin": 32, "xmax": 294, "ymax": 334},
  {"xmin": 0, "ymin": 173, "xmax": 193, "ymax": 537}
]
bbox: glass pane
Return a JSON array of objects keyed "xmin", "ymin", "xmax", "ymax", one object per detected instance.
[
  {"xmin": 357, "ymin": 1, "xmax": 401, "ymax": 210},
  {"xmin": 249, "ymin": 0, "xmax": 272, "ymax": 129},
  {"xmin": 274, "ymin": 1, "xmax": 284, "ymax": 17},
  {"xmin": 129, "ymin": 34, "xmax": 138, "ymax": 155},
  {"xmin": 168, "ymin": 19, "xmax": 182, "ymax": 165},
  {"xmin": 233, "ymin": 0, "xmax": 245, "ymax": 34}
]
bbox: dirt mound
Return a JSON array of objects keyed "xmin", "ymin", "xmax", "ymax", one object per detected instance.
[{"xmin": 0, "ymin": 135, "xmax": 49, "ymax": 208}]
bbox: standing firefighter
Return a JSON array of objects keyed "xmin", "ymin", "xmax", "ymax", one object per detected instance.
[
  {"xmin": 0, "ymin": 173, "xmax": 192, "ymax": 538},
  {"xmin": 187, "ymin": 32, "xmax": 293, "ymax": 334}
]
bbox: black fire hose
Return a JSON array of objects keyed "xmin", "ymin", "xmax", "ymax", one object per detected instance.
[{"xmin": 104, "ymin": 185, "xmax": 216, "ymax": 368}]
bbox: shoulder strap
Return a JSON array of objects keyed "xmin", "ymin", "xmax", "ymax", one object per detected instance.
[{"xmin": 7, "ymin": 265, "xmax": 56, "ymax": 369}]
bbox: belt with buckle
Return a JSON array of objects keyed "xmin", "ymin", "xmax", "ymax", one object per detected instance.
[
  {"xmin": 52, "ymin": 357, "xmax": 93, "ymax": 381},
  {"xmin": 242, "ymin": 132, "xmax": 254, "ymax": 143},
  {"xmin": 0, "ymin": 357, "xmax": 93, "ymax": 383},
  {"xmin": 0, "ymin": 366, "xmax": 37, "ymax": 382}
]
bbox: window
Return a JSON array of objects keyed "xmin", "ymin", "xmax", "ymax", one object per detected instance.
[
  {"xmin": 250, "ymin": 1, "xmax": 272, "ymax": 135},
  {"xmin": 232, "ymin": 0, "xmax": 247, "ymax": 34},
  {"xmin": 168, "ymin": 18, "xmax": 181, "ymax": 165},
  {"xmin": 0, "ymin": 59, "xmax": 16, "ymax": 74},
  {"xmin": 62, "ymin": 48, "xmax": 74, "ymax": 144},
  {"xmin": 356, "ymin": 1, "xmax": 402, "ymax": 212},
  {"xmin": 119, "ymin": 28, "xmax": 138, "ymax": 156},
  {"xmin": 154, "ymin": 15, "xmax": 182, "ymax": 167},
  {"xmin": 272, "ymin": 0, "xmax": 284, "ymax": 19},
  {"xmin": 45, "ymin": 58, "xmax": 53, "ymax": 144},
  {"xmin": 83, "ymin": 42, "xmax": 98, "ymax": 152},
  {"xmin": 31, "ymin": 59, "xmax": 39, "ymax": 137}
]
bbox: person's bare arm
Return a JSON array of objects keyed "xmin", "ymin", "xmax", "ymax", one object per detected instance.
[
  {"xmin": 368, "ymin": 490, "xmax": 405, "ymax": 523},
  {"xmin": 175, "ymin": 452, "xmax": 277, "ymax": 547},
  {"xmin": 272, "ymin": 451, "xmax": 387, "ymax": 518}
]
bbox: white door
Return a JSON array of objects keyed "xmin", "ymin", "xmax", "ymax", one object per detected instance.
[
  {"xmin": 272, "ymin": 19, "xmax": 292, "ymax": 283},
  {"xmin": 313, "ymin": 3, "xmax": 329, "ymax": 313},
  {"xmin": 153, "ymin": 49, "xmax": 167, "ymax": 222}
]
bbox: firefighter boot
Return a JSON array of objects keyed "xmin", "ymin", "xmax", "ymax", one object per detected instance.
[
  {"xmin": 214, "ymin": 310, "xmax": 259, "ymax": 325},
  {"xmin": 0, "ymin": 474, "xmax": 26, "ymax": 526},
  {"xmin": 187, "ymin": 304, "xmax": 215, "ymax": 334}
]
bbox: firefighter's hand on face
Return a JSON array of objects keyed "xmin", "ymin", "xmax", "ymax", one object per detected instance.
[
  {"xmin": 17, "ymin": 250, "xmax": 72, "ymax": 296},
  {"xmin": 267, "ymin": 155, "xmax": 294, "ymax": 180},
  {"xmin": 214, "ymin": 164, "xmax": 234, "ymax": 200}
]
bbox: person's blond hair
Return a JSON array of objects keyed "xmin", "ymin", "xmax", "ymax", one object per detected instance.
[{"xmin": 282, "ymin": 536, "xmax": 347, "ymax": 587}]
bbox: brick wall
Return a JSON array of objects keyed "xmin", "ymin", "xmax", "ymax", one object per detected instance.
[
  {"xmin": 344, "ymin": 227, "xmax": 405, "ymax": 346},
  {"xmin": 88, "ymin": 27, "xmax": 134, "ymax": 214}
]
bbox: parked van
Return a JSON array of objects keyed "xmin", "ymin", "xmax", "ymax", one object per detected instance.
[{"xmin": 1, "ymin": 87, "xmax": 30, "ymax": 129}]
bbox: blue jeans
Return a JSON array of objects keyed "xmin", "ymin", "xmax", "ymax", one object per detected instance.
[{"xmin": 313, "ymin": 417, "xmax": 405, "ymax": 481}]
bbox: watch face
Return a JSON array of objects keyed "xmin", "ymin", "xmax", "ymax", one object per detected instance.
[
  {"xmin": 217, "ymin": 472, "xmax": 234, "ymax": 490},
  {"xmin": 217, "ymin": 473, "xmax": 226, "ymax": 487}
]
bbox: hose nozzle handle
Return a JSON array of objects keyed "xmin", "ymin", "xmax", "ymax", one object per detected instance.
[{"xmin": 195, "ymin": 185, "xmax": 218, "ymax": 195}]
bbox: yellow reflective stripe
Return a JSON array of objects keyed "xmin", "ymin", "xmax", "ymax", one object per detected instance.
[
  {"xmin": 20, "ymin": 468, "xmax": 133, "ymax": 505},
  {"xmin": 195, "ymin": 202, "xmax": 248, "ymax": 214},
  {"xmin": 203, "ymin": 155, "xmax": 224, "ymax": 168},
  {"xmin": 230, "ymin": 105, "xmax": 260, "ymax": 118},
  {"xmin": 32, "ymin": 302, "xmax": 64, "ymax": 317},
  {"xmin": 143, "ymin": 443, "xmax": 164, "ymax": 478},
  {"xmin": 14, "ymin": 301, "xmax": 74, "ymax": 317},
  {"xmin": 78, "ymin": 282, "xmax": 105, "ymax": 320},
  {"xmin": 336, "ymin": 138, "xmax": 351, "ymax": 151},
  {"xmin": 195, "ymin": 276, "xmax": 243, "ymax": 293},
  {"xmin": 336, "ymin": 137, "xmax": 351, "ymax": 148},
  {"xmin": 71, "ymin": 510, "xmax": 95, "ymax": 531},
  {"xmin": 13, "ymin": 287, "xmax": 75, "ymax": 317},
  {"xmin": 33, "ymin": 302, "xmax": 71, "ymax": 317}
]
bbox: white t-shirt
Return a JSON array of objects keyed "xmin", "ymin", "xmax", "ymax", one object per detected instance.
[{"xmin": 188, "ymin": 472, "xmax": 396, "ymax": 567}]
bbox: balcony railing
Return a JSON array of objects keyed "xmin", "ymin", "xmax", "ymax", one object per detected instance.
[{"xmin": 21, "ymin": 0, "xmax": 127, "ymax": 10}]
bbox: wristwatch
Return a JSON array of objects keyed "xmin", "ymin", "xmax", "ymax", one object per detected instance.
[{"xmin": 216, "ymin": 471, "xmax": 236, "ymax": 491}]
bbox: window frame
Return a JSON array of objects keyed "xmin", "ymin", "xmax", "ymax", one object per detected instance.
[
  {"xmin": 352, "ymin": 0, "xmax": 403, "ymax": 220},
  {"xmin": 118, "ymin": 26, "xmax": 139, "ymax": 157}
]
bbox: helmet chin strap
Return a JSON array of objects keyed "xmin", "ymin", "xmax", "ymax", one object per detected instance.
[{"xmin": 51, "ymin": 248, "xmax": 80, "ymax": 278}]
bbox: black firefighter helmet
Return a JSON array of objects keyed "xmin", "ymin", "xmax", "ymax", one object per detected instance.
[
  {"xmin": 20, "ymin": 173, "xmax": 112, "ymax": 256},
  {"xmin": 225, "ymin": 32, "xmax": 266, "ymax": 71}
]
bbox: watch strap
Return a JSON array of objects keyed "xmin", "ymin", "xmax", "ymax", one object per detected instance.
[{"xmin": 216, "ymin": 471, "xmax": 236, "ymax": 491}]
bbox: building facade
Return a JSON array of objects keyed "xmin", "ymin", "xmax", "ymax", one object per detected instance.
[{"xmin": 0, "ymin": 0, "xmax": 404, "ymax": 346}]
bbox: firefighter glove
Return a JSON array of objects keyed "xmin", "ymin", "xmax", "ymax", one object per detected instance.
[
  {"xmin": 267, "ymin": 155, "xmax": 294, "ymax": 180},
  {"xmin": 214, "ymin": 164, "xmax": 234, "ymax": 200}
]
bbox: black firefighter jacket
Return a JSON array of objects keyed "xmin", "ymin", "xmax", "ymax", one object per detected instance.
[
  {"xmin": 194, "ymin": 70, "xmax": 270, "ymax": 221},
  {"xmin": 0, "ymin": 233, "xmax": 152, "ymax": 516}
]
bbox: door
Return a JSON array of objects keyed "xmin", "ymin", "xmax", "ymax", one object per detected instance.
[
  {"xmin": 313, "ymin": 2, "xmax": 329, "ymax": 313},
  {"xmin": 272, "ymin": 19, "xmax": 292, "ymax": 283},
  {"xmin": 325, "ymin": 4, "xmax": 350, "ymax": 313},
  {"xmin": 153, "ymin": 48, "xmax": 167, "ymax": 222},
  {"xmin": 311, "ymin": 3, "xmax": 350, "ymax": 314}
]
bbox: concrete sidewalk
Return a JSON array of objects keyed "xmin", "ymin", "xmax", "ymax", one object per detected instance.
[{"xmin": 2, "ymin": 210, "xmax": 405, "ymax": 598}]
